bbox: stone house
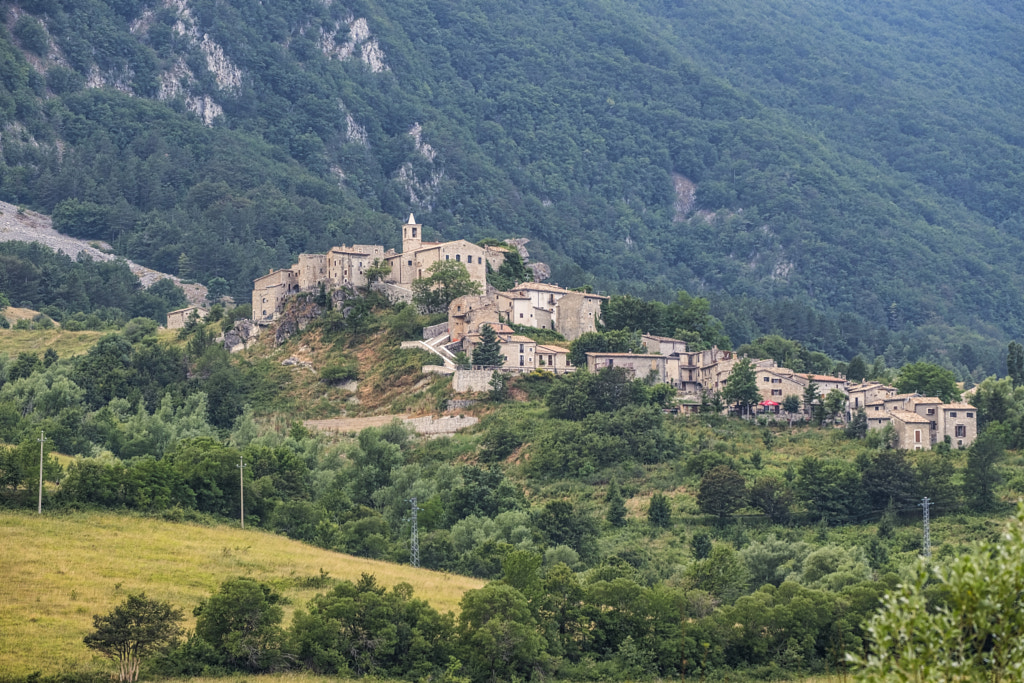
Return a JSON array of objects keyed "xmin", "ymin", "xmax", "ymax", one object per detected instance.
[
  {"xmin": 501, "ymin": 282, "xmax": 607, "ymax": 340},
  {"xmin": 940, "ymin": 402, "xmax": 978, "ymax": 448},
  {"xmin": 864, "ymin": 392, "xmax": 978, "ymax": 448},
  {"xmin": 585, "ymin": 352, "xmax": 668, "ymax": 383},
  {"xmin": 448, "ymin": 294, "xmax": 501, "ymax": 340},
  {"xmin": 166, "ymin": 306, "xmax": 207, "ymax": 329},
  {"xmin": 889, "ymin": 410, "xmax": 933, "ymax": 450},
  {"xmin": 847, "ymin": 382, "xmax": 897, "ymax": 412},
  {"xmin": 462, "ymin": 329, "xmax": 538, "ymax": 370},
  {"xmin": 252, "ymin": 268, "xmax": 300, "ymax": 323},
  {"xmin": 641, "ymin": 333, "xmax": 690, "ymax": 357},
  {"xmin": 800, "ymin": 373, "xmax": 849, "ymax": 398},
  {"xmin": 536, "ymin": 344, "xmax": 571, "ymax": 372},
  {"xmin": 756, "ymin": 367, "xmax": 805, "ymax": 405}
]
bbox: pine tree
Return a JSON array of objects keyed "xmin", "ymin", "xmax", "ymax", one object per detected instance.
[
  {"xmin": 1008, "ymin": 341, "xmax": 1024, "ymax": 388},
  {"xmin": 606, "ymin": 480, "xmax": 627, "ymax": 527},
  {"xmin": 473, "ymin": 324, "xmax": 505, "ymax": 367},
  {"xmin": 648, "ymin": 492, "xmax": 671, "ymax": 528}
]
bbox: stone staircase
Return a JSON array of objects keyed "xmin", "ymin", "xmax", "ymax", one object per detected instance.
[{"xmin": 400, "ymin": 330, "xmax": 457, "ymax": 369}]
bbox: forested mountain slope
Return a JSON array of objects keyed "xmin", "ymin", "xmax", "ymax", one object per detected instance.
[{"xmin": 0, "ymin": 0, "xmax": 1020, "ymax": 373}]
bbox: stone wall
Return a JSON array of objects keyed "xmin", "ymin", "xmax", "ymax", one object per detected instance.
[
  {"xmin": 422, "ymin": 321, "xmax": 449, "ymax": 339},
  {"xmin": 454, "ymin": 368, "xmax": 499, "ymax": 393},
  {"xmin": 405, "ymin": 414, "xmax": 479, "ymax": 434}
]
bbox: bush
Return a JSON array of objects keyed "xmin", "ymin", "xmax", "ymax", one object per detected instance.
[{"xmin": 320, "ymin": 359, "xmax": 359, "ymax": 384}]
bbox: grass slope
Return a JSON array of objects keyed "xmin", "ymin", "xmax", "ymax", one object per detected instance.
[{"xmin": 0, "ymin": 511, "xmax": 483, "ymax": 677}]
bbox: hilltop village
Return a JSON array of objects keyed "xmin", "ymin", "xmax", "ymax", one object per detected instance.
[{"xmin": 243, "ymin": 216, "xmax": 977, "ymax": 451}]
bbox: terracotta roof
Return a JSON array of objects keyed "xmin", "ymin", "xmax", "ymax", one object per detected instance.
[
  {"xmin": 537, "ymin": 344, "xmax": 569, "ymax": 353},
  {"xmin": 943, "ymin": 403, "xmax": 977, "ymax": 410},
  {"xmin": 801, "ymin": 373, "xmax": 847, "ymax": 383},
  {"xmin": 585, "ymin": 352, "xmax": 662, "ymax": 358},
  {"xmin": 907, "ymin": 396, "xmax": 942, "ymax": 405},
  {"xmin": 888, "ymin": 393, "xmax": 921, "ymax": 400},
  {"xmin": 506, "ymin": 335, "xmax": 537, "ymax": 343},
  {"xmin": 328, "ymin": 247, "xmax": 372, "ymax": 255},
  {"xmin": 644, "ymin": 334, "xmax": 688, "ymax": 343},
  {"xmin": 511, "ymin": 282, "xmax": 609, "ymax": 299},
  {"xmin": 890, "ymin": 410, "xmax": 930, "ymax": 423}
]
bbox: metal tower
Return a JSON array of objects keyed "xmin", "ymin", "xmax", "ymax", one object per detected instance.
[{"xmin": 409, "ymin": 497, "xmax": 420, "ymax": 567}]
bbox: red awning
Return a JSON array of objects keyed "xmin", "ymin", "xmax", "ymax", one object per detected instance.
[{"xmin": 759, "ymin": 400, "xmax": 780, "ymax": 406}]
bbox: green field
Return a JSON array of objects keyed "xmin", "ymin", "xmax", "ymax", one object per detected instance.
[{"xmin": 0, "ymin": 511, "xmax": 484, "ymax": 678}]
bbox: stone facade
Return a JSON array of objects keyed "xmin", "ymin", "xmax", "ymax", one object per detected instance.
[
  {"xmin": 865, "ymin": 392, "xmax": 978, "ymax": 448},
  {"xmin": 252, "ymin": 268, "xmax": 300, "ymax": 323},
  {"xmin": 847, "ymin": 382, "xmax": 897, "ymax": 412},
  {"xmin": 586, "ymin": 352, "xmax": 668, "ymax": 383},
  {"xmin": 166, "ymin": 306, "xmax": 207, "ymax": 329},
  {"xmin": 252, "ymin": 214, "xmax": 501, "ymax": 325}
]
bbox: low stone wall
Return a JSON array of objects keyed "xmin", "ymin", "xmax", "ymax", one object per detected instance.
[
  {"xmin": 446, "ymin": 399, "xmax": 479, "ymax": 411},
  {"xmin": 372, "ymin": 281, "xmax": 414, "ymax": 303},
  {"xmin": 422, "ymin": 321, "xmax": 449, "ymax": 339},
  {"xmin": 454, "ymin": 368, "xmax": 498, "ymax": 393},
  {"xmin": 405, "ymin": 415, "xmax": 479, "ymax": 435}
]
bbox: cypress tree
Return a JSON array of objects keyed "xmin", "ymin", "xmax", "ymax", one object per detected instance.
[
  {"xmin": 606, "ymin": 480, "xmax": 627, "ymax": 527},
  {"xmin": 648, "ymin": 492, "xmax": 671, "ymax": 528},
  {"xmin": 473, "ymin": 324, "xmax": 505, "ymax": 367}
]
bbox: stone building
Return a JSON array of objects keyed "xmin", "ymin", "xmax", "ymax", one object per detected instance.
[
  {"xmin": 462, "ymin": 328, "xmax": 538, "ymax": 370},
  {"xmin": 847, "ymin": 382, "xmax": 897, "ymax": 412},
  {"xmin": 383, "ymin": 215, "xmax": 504, "ymax": 288},
  {"xmin": 503, "ymin": 282, "xmax": 607, "ymax": 341},
  {"xmin": 585, "ymin": 352, "xmax": 669, "ymax": 383},
  {"xmin": 252, "ymin": 268, "xmax": 300, "ymax": 323},
  {"xmin": 864, "ymin": 392, "xmax": 978, "ymax": 448},
  {"xmin": 166, "ymin": 306, "xmax": 207, "ymax": 329},
  {"xmin": 252, "ymin": 215, "xmax": 502, "ymax": 324}
]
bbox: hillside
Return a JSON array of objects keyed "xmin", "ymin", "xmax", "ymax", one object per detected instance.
[
  {"xmin": 0, "ymin": 510, "xmax": 483, "ymax": 677},
  {"xmin": 0, "ymin": 0, "xmax": 1019, "ymax": 372}
]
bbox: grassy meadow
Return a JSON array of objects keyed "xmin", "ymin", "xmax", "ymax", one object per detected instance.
[{"xmin": 0, "ymin": 510, "xmax": 484, "ymax": 677}]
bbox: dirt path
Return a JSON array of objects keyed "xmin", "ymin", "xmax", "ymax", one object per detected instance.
[{"xmin": 304, "ymin": 415, "xmax": 412, "ymax": 432}]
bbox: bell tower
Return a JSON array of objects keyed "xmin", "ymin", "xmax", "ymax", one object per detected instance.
[{"xmin": 402, "ymin": 213, "xmax": 422, "ymax": 254}]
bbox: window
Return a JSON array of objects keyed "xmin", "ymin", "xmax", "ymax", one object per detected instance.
[
  {"xmin": 407, "ymin": 260, "xmax": 412, "ymax": 266},
  {"xmin": 456, "ymin": 254, "xmax": 461, "ymax": 261},
  {"xmin": 445, "ymin": 254, "xmax": 449, "ymax": 260},
  {"xmin": 956, "ymin": 425, "xmax": 967, "ymax": 438},
  {"xmin": 915, "ymin": 430, "xmax": 921, "ymax": 443},
  {"xmin": 931, "ymin": 421, "xmax": 937, "ymax": 430},
  {"xmin": 927, "ymin": 408, "xmax": 935, "ymax": 415},
  {"xmin": 949, "ymin": 411, "xmax": 958, "ymax": 417},
  {"xmin": 771, "ymin": 389, "xmax": 782, "ymax": 396},
  {"xmin": 519, "ymin": 355, "xmax": 524, "ymax": 366},
  {"xmin": 519, "ymin": 344, "xmax": 524, "ymax": 353},
  {"xmin": 519, "ymin": 313, "xmax": 523, "ymax": 319},
  {"xmin": 967, "ymin": 412, "xmax": 974, "ymax": 418},
  {"xmin": 412, "ymin": 227, "xmax": 417, "ymax": 237},
  {"xmin": 763, "ymin": 377, "xmax": 770, "ymax": 382},
  {"xmin": 467, "ymin": 255, "xmax": 473, "ymax": 263}
]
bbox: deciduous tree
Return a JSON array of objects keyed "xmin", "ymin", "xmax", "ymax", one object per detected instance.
[{"xmin": 84, "ymin": 593, "xmax": 184, "ymax": 683}]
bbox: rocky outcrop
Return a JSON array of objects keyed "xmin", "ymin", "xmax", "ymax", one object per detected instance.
[{"xmin": 223, "ymin": 318, "xmax": 259, "ymax": 352}]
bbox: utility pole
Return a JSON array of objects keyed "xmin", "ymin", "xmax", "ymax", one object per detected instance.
[
  {"xmin": 37, "ymin": 431, "xmax": 46, "ymax": 514},
  {"xmin": 238, "ymin": 454, "xmax": 246, "ymax": 529},
  {"xmin": 408, "ymin": 497, "xmax": 420, "ymax": 568},
  {"xmin": 920, "ymin": 496, "xmax": 931, "ymax": 558}
]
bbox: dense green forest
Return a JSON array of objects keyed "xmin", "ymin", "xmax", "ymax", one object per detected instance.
[{"xmin": 0, "ymin": 0, "xmax": 1020, "ymax": 375}]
